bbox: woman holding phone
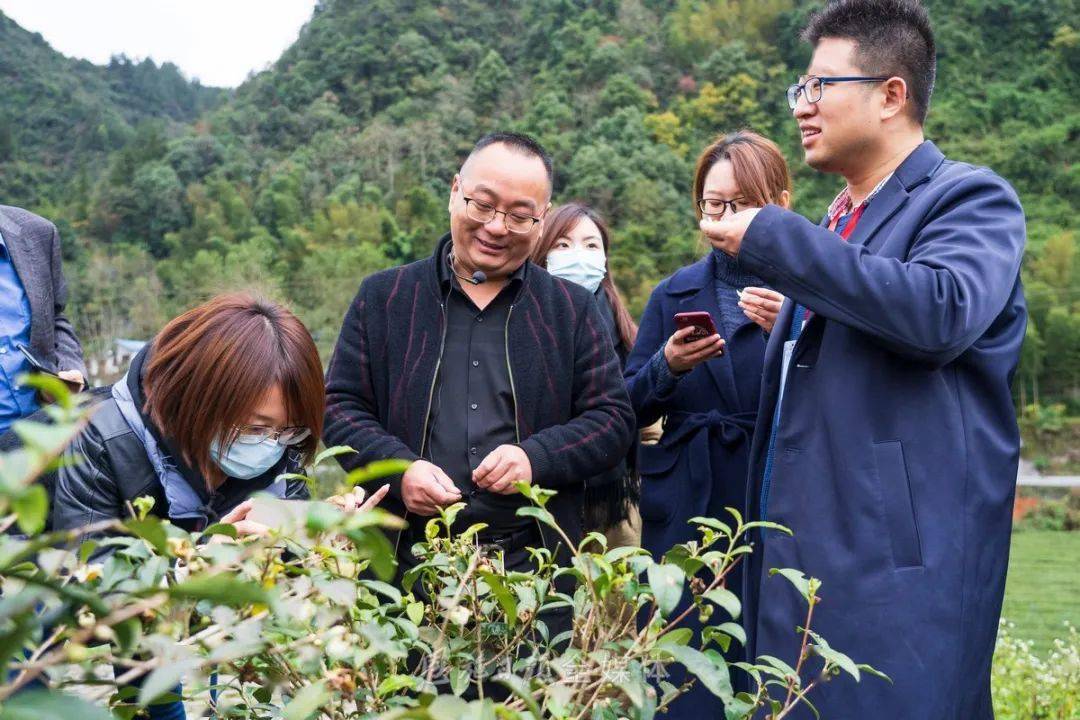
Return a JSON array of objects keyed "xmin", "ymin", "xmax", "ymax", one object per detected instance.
[
  {"xmin": 49, "ymin": 292, "xmax": 385, "ymax": 719},
  {"xmin": 623, "ymin": 131, "xmax": 791, "ymax": 717}
]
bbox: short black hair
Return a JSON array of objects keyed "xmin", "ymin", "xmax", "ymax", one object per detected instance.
[
  {"xmin": 470, "ymin": 131, "xmax": 554, "ymax": 185},
  {"xmin": 802, "ymin": 0, "xmax": 936, "ymax": 125}
]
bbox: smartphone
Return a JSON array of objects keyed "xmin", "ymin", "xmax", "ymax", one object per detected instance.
[
  {"xmin": 16, "ymin": 343, "xmax": 59, "ymax": 378},
  {"xmin": 673, "ymin": 311, "xmax": 720, "ymax": 344}
]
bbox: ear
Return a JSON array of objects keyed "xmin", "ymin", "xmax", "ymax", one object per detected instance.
[
  {"xmin": 448, "ymin": 174, "xmax": 460, "ymax": 214},
  {"xmin": 880, "ymin": 76, "xmax": 909, "ymax": 121},
  {"xmin": 536, "ymin": 201, "xmax": 552, "ymax": 235},
  {"xmin": 777, "ymin": 189, "xmax": 792, "ymax": 210}
]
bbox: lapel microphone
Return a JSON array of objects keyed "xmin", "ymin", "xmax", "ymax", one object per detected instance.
[{"xmin": 448, "ymin": 252, "xmax": 487, "ymax": 285}]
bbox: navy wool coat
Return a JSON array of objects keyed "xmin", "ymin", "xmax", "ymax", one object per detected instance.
[
  {"xmin": 738, "ymin": 142, "xmax": 1026, "ymax": 719},
  {"xmin": 624, "ymin": 251, "xmax": 767, "ymax": 716}
]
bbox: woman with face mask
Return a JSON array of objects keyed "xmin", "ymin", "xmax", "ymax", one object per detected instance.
[
  {"xmin": 49, "ymin": 292, "xmax": 385, "ymax": 719},
  {"xmin": 622, "ymin": 131, "xmax": 791, "ymax": 717},
  {"xmin": 532, "ymin": 203, "xmax": 640, "ymax": 546}
]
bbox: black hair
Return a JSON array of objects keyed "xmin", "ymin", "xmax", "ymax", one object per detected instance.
[
  {"xmin": 470, "ymin": 131, "xmax": 554, "ymax": 185},
  {"xmin": 802, "ymin": 0, "xmax": 936, "ymax": 124}
]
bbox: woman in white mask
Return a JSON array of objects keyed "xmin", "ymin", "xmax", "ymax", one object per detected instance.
[{"xmin": 532, "ymin": 203, "xmax": 640, "ymax": 546}]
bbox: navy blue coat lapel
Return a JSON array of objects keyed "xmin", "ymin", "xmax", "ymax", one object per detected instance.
[{"xmin": 851, "ymin": 142, "xmax": 946, "ymax": 252}]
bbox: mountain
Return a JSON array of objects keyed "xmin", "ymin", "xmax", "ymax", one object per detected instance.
[
  {"xmin": 0, "ymin": 0, "xmax": 1076, "ymax": 408},
  {"xmin": 0, "ymin": 9, "xmax": 226, "ymax": 203}
]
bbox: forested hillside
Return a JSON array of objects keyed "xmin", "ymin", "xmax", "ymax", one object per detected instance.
[
  {"xmin": 0, "ymin": 0, "xmax": 1076, "ymax": 409},
  {"xmin": 0, "ymin": 11, "xmax": 225, "ymax": 197}
]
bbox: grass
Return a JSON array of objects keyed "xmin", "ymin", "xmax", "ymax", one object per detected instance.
[{"xmin": 1002, "ymin": 530, "xmax": 1080, "ymax": 655}]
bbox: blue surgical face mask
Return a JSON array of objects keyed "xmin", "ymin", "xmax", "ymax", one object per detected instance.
[
  {"xmin": 546, "ymin": 249, "xmax": 607, "ymax": 293},
  {"xmin": 210, "ymin": 437, "xmax": 286, "ymax": 480}
]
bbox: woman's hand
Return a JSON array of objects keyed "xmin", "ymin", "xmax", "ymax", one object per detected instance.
[
  {"xmin": 213, "ymin": 499, "xmax": 270, "ymax": 542},
  {"xmin": 663, "ymin": 326, "xmax": 726, "ymax": 374},
  {"xmin": 327, "ymin": 484, "xmax": 390, "ymax": 513},
  {"xmin": 738, "ymin": 287, "xmax": 785, "ymax": 334}
]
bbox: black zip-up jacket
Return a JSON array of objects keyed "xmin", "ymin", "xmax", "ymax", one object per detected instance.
[{"xmin": 323, "ymin": 234, "xmax": 635, "ymax": 560}]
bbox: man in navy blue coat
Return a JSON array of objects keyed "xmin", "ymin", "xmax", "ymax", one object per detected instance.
[{"xmin": 703, "ymin": 1, "xmax": 1026, "ymax": 717}]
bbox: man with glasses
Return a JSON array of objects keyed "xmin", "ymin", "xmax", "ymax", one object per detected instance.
[
  {"xmin": 701, "ymin": 1, "xmax": 1026, "ymax": 718},
  {"xmin": 324, "ymin": 132, "xmax": 634, "ymax": 607}
]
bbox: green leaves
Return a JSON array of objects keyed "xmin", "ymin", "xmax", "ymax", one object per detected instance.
[
  {"xmin": 769, "ymin": 568, "xmax": 814, "ymax": 603},
  {"xmin": 314, "ymin": 445, "xmax": 356, "ymax": 467},
  {"xmin": 345, "ymin": 458, "xmax": 412, "ymax": 487},
  {"xmin": 516, "ymin": 505, "xmax": 556, "ymax": 529},
  {"xmin": 688, "ymin": 516, "xmax": 733, "ymax": 537},
  {"xmin": 138, "ymin": 660, "xmax": 194, "ymax": 706},
  {"xmin": 167, "ymin": 574, "xmax": 267, "ymax": 606},
  {"xmin": 702, "ymin": 587, "xmax": 741, "ymax": 621},
  {"xmin": 647, "ymin": 563, "xmax": 685, "ymax": 616},
  {"xmin": 11, "ymin": 484, "xmax": 47, "ymax": 534},
  {"xmin": 124, "ymin": 516, "xmax": 168, "ymax": 555},
  {"xmin": 658, "ymin": 645, "xmax": 733, "ymax": 702},
  {"xmin": 806, "ymin": 629, "xmax": 891, "ymax": 684},
  {"xmin": 478, "ymin": 570, "xmax": 519, "ymax": 627},
  {"xmin": 283, "ymin": 681, "xmax": 330, "ymax": 720},
  {"xmin": 0, "ymin": 691, "xmax": 117, "ymax": 720}
]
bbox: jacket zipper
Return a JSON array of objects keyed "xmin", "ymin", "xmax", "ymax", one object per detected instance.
[
  {"xmin": 504, "ymin": 304, "xmax": 549, "ymax": 550},
  {"xmin": 395, "ymin": 299, "xmax": 449, "ymax": 556}
]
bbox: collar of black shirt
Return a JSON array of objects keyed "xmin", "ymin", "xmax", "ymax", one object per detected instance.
[{"xmin": 438, "ymin": 247, "xmax": 528, "ymax": 296}]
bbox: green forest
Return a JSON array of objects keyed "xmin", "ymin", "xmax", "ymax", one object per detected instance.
[{"xmin": 1, "ymin": 0, "xmax": 1077, "ymax": 412}]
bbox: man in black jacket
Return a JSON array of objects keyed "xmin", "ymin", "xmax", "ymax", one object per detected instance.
[{"xmin": 324, "ymin": 132, "xmax": 635, "ymax": 578}]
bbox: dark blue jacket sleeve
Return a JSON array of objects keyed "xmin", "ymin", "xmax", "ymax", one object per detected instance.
[
  {"xmin": 624, "ymin": 281, "xmax": 683, "ymax": 427},
  {"xmin": 737, "ymin": 171, "xmax": 1025, "ymax": 366}
]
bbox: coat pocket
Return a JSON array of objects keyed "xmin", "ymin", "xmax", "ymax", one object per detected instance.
[
  {"xmin": 872, "ymin": 441, "xmax": 923, "ymax": 569},
  {"xmin": 637, "ymin": 443, "xmax": 682, "ymax": 525}
]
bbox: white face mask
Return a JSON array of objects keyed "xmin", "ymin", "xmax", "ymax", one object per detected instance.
[{"xmin": 546, "ymin": 249, "xmax": 607, "ymax": 293}]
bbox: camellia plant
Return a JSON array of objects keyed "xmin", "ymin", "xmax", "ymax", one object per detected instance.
[{"xmin": 0, "ymin": 378, "xmax": 886, "ymax": 719}]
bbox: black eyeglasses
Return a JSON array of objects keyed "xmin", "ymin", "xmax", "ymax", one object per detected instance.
[
  {"xmin": 460, "ymin": 187, "xmax": 542, "ymax": 234},
  {"xmin": 787, "ymin": 75, "xmax": 891, "ymax": 110},
  {"xmin": 697, "ymin": 197, "xmax": 749, "ymax": 218}
]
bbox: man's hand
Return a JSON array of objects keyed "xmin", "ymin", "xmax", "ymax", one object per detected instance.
[
  {"xmin": 401, "ymin": 460, "xmax": 462, "ymax": 515},
  {"xmin": 738, "ymin": 287, "xmax": 785, "ymax": 334},
  {"xmin": 473, "ymin": 445, "xmax": 532, "ymax": 495},
  {"xmin": 327, "ymin": 484, "xmax": 390, "ymax": 513},
  {"xmin": 57, "ymin": 369, "xmax": 85, "ymax": 392},
  {"xmin": 664, "ymin": 326, "xmax": 725, "ymax": 374},
  {"xmin": 700, "ymin": 207, "xmax": 761, "ymax": 257}
]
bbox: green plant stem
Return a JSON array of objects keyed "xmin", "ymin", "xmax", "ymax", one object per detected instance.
[
  {"xmin": 781, "ymin": 596, "xmax": 817, "ymax": 710},
  {"xmin": 1, "ymin": 593, "xmax": 167, "ymax": 700}
]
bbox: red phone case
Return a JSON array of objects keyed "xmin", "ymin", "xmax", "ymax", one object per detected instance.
[{"xmin": 673, "ymin": 311, "xmax": 719, "ymax": 343}]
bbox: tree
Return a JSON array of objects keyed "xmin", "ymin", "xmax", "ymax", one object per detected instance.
[
  {"xmin": 472, "ymin": 49, "xmax": 513, "ymax": 110},
  {"xmin": 1018, "ymin": 319, "xmax": 1045, "ymax": 407},
  {"xmin": 0, "ymin": 115, "xmax": 15, "ymax": 161}
]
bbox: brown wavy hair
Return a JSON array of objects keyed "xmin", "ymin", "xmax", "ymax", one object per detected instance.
[
  {"xmin": 532, "ymin": 203, "xmax": 638, "ymax": 350},
  {"xmin": 143, "ymin": 293, "xmax": 324, "ymax": 489},
  {"xmin": 692, "ymin": 130, "xmax": 793, "ymax": 219}
]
